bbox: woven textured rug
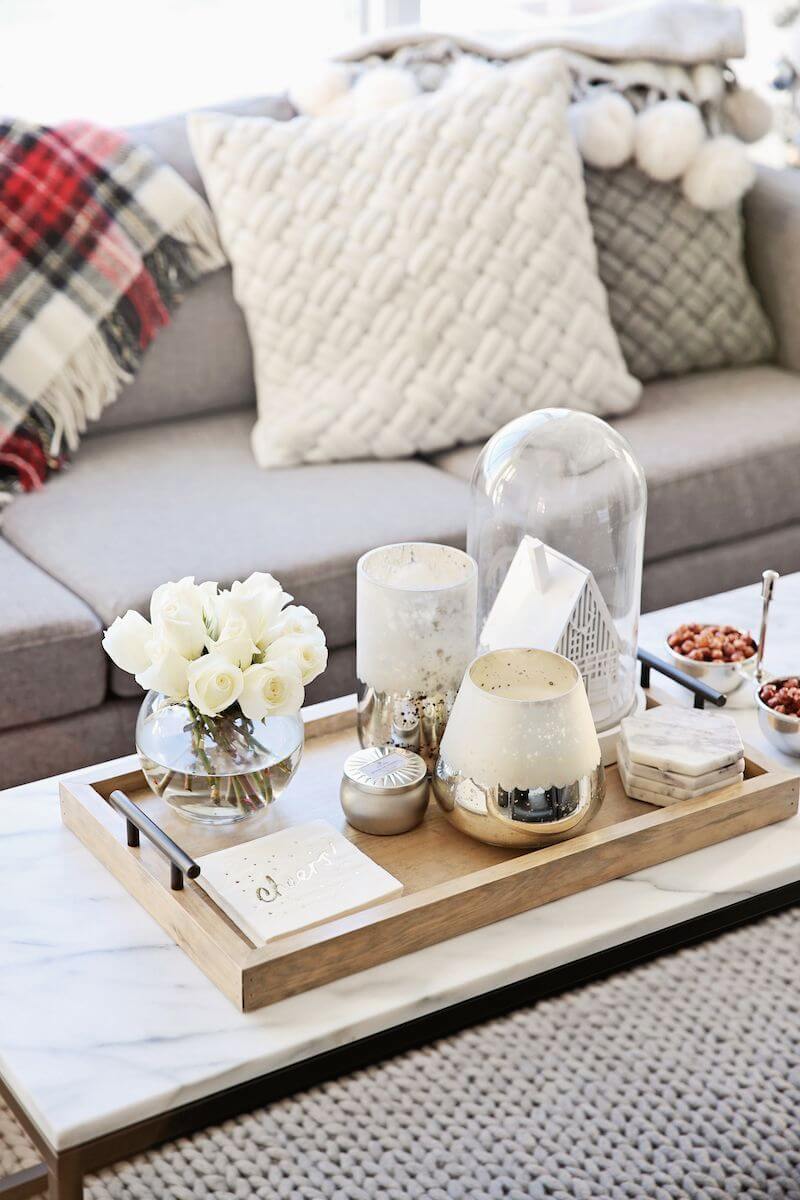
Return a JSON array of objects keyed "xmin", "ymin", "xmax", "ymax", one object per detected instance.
[{"xmin": 3, "ymin": 907, "xmax": 799, "ymax": 1199}]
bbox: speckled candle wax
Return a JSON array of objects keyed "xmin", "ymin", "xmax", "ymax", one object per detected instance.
[{"xmin": 356, "ymin": 543, "xmax": 478, "ymax": 697}]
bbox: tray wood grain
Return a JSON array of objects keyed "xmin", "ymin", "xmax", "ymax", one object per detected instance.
[{"xmin": 60, "ymin": 693, "xmax": 799, "ymax": 1011}]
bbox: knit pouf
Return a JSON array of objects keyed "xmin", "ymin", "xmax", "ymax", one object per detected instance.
[{"xmin": 4, "ymin": 907, "xmax": 799, "ymax": 1199}]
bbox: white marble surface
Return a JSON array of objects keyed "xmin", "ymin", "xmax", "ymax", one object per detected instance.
[{"xmin": 2, "ymin": 574, "xmax": 800, "ymax": 1153}]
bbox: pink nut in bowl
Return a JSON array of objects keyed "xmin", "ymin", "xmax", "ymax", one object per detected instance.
[{"xmin": 664, "ymin": 622, "xmax": 757, "ymax": 696}]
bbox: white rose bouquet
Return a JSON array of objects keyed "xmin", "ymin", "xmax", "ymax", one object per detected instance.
[{"xmin": 103, "ymin": 573, "xmax": 326, "ymax": 815}]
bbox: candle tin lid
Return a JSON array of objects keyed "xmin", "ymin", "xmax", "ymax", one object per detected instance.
[{"xmin": 343, "ymin": 746, "xmax": 427, "ymax": 795}]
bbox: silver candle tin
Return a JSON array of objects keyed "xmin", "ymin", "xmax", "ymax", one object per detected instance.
[{"xmin": 341, "ymin": 746, "xmax": 430, "ymax": 835}]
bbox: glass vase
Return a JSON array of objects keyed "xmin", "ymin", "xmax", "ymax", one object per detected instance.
[{"xmin": 135, "ymin": 691, "xmax": 304, "ymax": 826}]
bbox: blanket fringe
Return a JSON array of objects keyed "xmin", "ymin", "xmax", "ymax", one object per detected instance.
[
  {"xmin": 36, "ymin": 209, "xmax": 224, "ymax": 458},
  {"xmin": 38, "ymin": 330, "xmax": 133, "ymax": 455},
  {"xmin": 169, "ymin": 203, "xmax": 226, "ymax": 276}
]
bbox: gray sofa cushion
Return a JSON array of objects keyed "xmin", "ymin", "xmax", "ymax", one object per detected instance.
[
  {"xmin": 432, "ymin": 365, "xmax": 800, "ymax": 563},
  {"xmin": 1, "ymin": 411, "xmax": 470, "ymax": 698},
  {"xmin": 0, "ymin": 541, "xmax": 106, "ymax": 731},
  {"xmin": 90, "ymin": 95, "xmax": 295, "ymax": 438}
]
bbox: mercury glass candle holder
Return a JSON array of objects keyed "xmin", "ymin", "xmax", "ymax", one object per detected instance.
[
  {"xmin": 433, "ymin": 647, "xmax": 605, "ymax": 848},
  {"xmin": 356, "ymin": 542, "xmax": 478, "ymax": 767}
]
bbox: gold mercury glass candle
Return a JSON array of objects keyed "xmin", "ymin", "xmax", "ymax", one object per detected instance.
[{"xmin": 433, "ymin": 647, "xmax": 605, "ymax": 848}]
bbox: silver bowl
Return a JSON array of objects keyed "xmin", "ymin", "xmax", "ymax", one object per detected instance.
[
  {"xmin": 664, "ymin": 632, "xmax": 757, "ymax": 696},
  {"xmin": 755, "ymin": 676, "xmax": 800, "ymax": 758}
]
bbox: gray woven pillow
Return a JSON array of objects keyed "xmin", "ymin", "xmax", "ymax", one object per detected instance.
[{"xmin": 584, "ymin": 163, "xmax": 774, "ymax": 382}]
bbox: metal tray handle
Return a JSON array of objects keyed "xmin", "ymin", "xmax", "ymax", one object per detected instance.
[
  {"xmin": 108, "ymin": 789, "xmax": 201, "ymax": 890},
  {"xmin": 637, "ymin": 647, "xmax": 727, "ymax": 709}
]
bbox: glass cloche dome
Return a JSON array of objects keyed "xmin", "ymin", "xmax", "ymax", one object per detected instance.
[{"xmin": 468, "ymin": 408, "xmax": 647, "ymax": 732}]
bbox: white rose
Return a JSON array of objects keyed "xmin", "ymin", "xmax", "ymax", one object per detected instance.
[
  {"xmin": 265, "ymin": 604, "xmax": 321, "ymax": 644},
  {"xmin": 203, "ymin": 604, "xmax": 256, "ymax": 672},
  {"xmin": 102, "ymin": 611, "xmax": 153, "ymax": 674},
  {"xmin": 135, "ymin": 638, "xmax": 190, "ymax": 699},
  {"xmin": 266, "ymin": 633, "xmax": 328, "ymax": 686},
  {"xmin": 187, "ymin": 653, "xmax": 244, "ymax": 716},
  {"xmin": 150, "ymin": 576, "xmax": 215, "ymax": 660},
  {"xmin": 240, "ymin": 658, "xmax": 304, "ymax": 720},
  {"xmin": 211, "ymin": 613, "xmax": 258, "ymax": 670},
  {"xmin": 228, "ymin": 572, "xmax": 292, "ymax": 648}
]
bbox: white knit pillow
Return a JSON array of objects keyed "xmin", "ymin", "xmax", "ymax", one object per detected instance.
[{"xmin": 189, "ymin": 52, "xmax": 639, "ymax": 467}]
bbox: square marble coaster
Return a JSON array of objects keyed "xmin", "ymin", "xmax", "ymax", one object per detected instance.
[
  {"xmin": 617, "ymin": 751, "xmax": 744, "ymax": 805},
  {"xmin": 196, "ymin": 820, "xmax": 403, "ymax": 946},
  {"xmin": 617, "ymin": 743, "xmax": 746, "ymax": 793},
  {"xmin": 619, "ymin": 705, "xmax": 744, "ymax": 776}
]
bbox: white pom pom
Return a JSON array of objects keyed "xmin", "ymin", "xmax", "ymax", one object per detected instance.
[
  {"xmin": 288, "ymin": 62, "xmax": 351, "ymax": 117},
  {"xmin": 568, "ymin": 92, "xmax": 636, "ymax": 169},
  {"xmin": 635, "ymin": 100, "xmax": 706, "ymax": 182},
  {"xmin": 722, "ymin": 87, "xmax": 773, "ymax": 144},
  {"xmin": 351, "ymin": 66, "xmax": 419, "ymax": 113},
  {"xmin": 692, "ymin": 63, "xmax": 725, "ymax": 104},
  {"xmin": 682, "ymin": 134, "xmax": 756, "ymax": 210},
  {"xmin": 444, "ymin": 55, "xmax": 496, "ymax": 92}
]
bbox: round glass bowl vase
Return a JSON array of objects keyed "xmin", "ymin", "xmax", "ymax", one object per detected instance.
[
  {"xmin": 433, "ymin": 648, "xmax": 605, "ymax": 848},
  {"xmin": 135, "ymin": 692, "xmax": 304, "ymax": 825},
  {"xmin": 468, "ymin": 409, "xmax": 647, "ymax": 733},
  {"xmin": 356, "ymin": 542, "xmax": 478, "ymax": 768}
]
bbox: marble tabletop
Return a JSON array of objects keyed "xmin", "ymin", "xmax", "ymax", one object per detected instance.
[{"xmin": 2, "ymin": 574, "xmax": 799, "ymax": 1152}]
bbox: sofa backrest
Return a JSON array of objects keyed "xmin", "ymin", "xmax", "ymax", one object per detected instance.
[{"xmin": 89, "ymin": 94, "xmax": 294, "ymax": 436}]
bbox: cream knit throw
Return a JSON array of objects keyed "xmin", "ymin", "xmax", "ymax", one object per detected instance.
[{"xmin": 190, "ymin": 53, "xmax": 639, "ymax": 469}]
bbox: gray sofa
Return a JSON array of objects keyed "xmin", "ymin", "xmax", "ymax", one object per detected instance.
[{"xmin": 2, "ymin": 97, "xmax": 800, "ymax": 789}]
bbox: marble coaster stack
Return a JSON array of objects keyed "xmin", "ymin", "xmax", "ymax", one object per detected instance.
[{"xmin": 618, "ymin": 706, "xmax": 745, "ymax": 807}]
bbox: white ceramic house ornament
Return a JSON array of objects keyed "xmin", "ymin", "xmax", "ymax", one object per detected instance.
[{"xmin": 481, "ymin": 536, "xmax": 622, "ymax": 725}]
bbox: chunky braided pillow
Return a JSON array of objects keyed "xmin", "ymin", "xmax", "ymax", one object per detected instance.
[{"xmin": 190, "ymin": 53, "xmax": 639, "ymax": 469}]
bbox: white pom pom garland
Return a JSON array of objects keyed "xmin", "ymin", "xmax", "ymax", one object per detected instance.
[
  {"xmin": 351, "ymin": 66, "xmax": 419, "ymax": 113},
  {"xmin": 568, "ymin": 92, "xmax": 636, "ymax": 170},
  {"xmin": 289, "ymin": 62, "xmax": 352, "ymax": 117},
  {"xmin": 634, "ymin": 100, "xmax": 706, "ymax": 182},
  {"xmin": 722, "ymin": 87, "xmax": 773, "ymax": 144},
  {"xmin": 692, "ymin": 63, "xmax": 725, "ymax": 104},
  {"xmin": 444, "ymin": 56, "xmax": 495, "ymax": 92},
  {"xmin": 681, "ymin": 134, "xmax": 756, "ymax": 210},
  {"xmin": 289, "ymin": 53, "xmax": 759, "ymax": 213}
]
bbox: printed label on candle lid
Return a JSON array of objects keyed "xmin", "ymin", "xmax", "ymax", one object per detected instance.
[{"xmin": 358, "ymin": 753, "xmax": 412, "ymax": 781}]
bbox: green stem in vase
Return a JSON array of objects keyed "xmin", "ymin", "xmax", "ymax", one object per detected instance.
[{"xmin": 186, "ymin": 702, "xmax": 221, "ymax": 802}]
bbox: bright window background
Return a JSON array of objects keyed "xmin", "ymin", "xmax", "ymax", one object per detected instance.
[{"xmin": 0, "ymin": 0, "xmax": 790, "ymax": 127}]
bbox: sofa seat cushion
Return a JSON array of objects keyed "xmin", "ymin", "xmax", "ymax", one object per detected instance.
[
  {"xmin": 2, "ymin": 412, "xmax": 470, "ymax": 698},
  {"xmin": 432, "ymin": 366, "xmax": 800, "ymax": 562},
  {"xmin": 0, "ymin": 541, "xmax": 106, "ymax": 731}
]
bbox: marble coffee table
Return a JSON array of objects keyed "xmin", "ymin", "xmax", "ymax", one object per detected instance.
[{"xmin": 2, "ymin": 575, "xmax": 799, "ymax": 1200}]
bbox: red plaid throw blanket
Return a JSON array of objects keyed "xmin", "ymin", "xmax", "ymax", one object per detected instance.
[{"xmin": 0, "ymin": 119, "xmax": 224, "ymax": 508}]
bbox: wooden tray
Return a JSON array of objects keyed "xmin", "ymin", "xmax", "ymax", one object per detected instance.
[{"xmin": 60, "ymin": 693, "xmax": 798, "ymax": 1012}]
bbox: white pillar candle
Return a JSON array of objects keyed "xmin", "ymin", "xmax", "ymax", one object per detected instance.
[
  {"xmin": 439, "ymin": 647, "xmax": 601, "ymax": 792},
  {"xmin": 356, "ymin": 543, "xmax": 477, "ymax": 697}
]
